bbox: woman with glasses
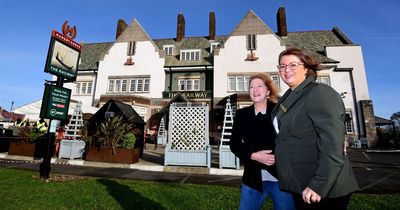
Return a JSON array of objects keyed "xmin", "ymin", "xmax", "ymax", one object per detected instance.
[
  {"xmin": 230, "ymin": 73, "xmax": 295, "ymax": 210},
  {"xmin": 272, "ymin": 47, "xmax": 359, "ymax": 210}
]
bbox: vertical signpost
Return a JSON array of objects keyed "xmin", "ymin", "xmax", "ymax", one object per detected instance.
[{"xmin": 39, "ymin": 21, "xmax": 81, "ymax": 180}]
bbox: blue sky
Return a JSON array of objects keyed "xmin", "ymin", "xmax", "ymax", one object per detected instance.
[{"xmin": 0, "ymin": 0, "xmax": 399, "ymax": 119}]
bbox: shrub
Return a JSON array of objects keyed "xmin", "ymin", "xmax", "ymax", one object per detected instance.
[{"xmin": 121, "ymin": 132, "xmax": 136, "ymax": 149}]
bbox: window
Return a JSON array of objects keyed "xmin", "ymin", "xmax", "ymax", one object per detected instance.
[
  {"xmin": 246, "ymin": 34, "xmax": 256, "ymax": 50},
  {"xmin": 121, "ymin": 79, "xmax": 128, "ymax": 92},
  {"xmin": 345, "ymin": 112, "xmax": 354, "ymax": 134},
  {"xmin": 76, "ymin": 83, "xmax": 81, "ymax": 94},
  {"xmin": 210, "ymin": 42, "xmax": 221, "ymax": 53},
  {"xmin": 127, "ymin": 41, "xmax": 135, "ymax": 56},
  {"xmin": 194, "ymin": 79, "xmax": 200, "ymax": 90},
  {"xmin": 178, "ymin": 79, "xmax": 200, "ymax": 91},
  {"xmin": 137, "ymin": 79, "xmax": 143, "ymax": 92},
  {"xmin": 144, "ymin": 78, "xmax": 150, "ymax": 92},
  {"xmin": 179, "ymin": 80, "xmax": 185, "ymax": 91},
  {"xmin": 130, "ymin": 79, "xmax": 136, "ymax": 92},
  {"xmin": 132, "ymin": 105, "xmax": 147, "ymax": 121},
  {"xmin": 81, "ymin": 83, "xmax": 87, "ymax": 94},
  {"xmin": 108, "ymin": 80, "xmax": 114, "ymax": 92},
  {"xmin": 316, "ymin": 76, "xmax": 331, "ymax": 86},
  {"xmin": 115, "ymin": 80, "xmax": 121, "ymax": 92},
  {"xmin": 163, "ymin": 45, "xmax": 174, "ymax": 55},
  {"xmin": 108, "ymin": 77, "xmax": 150, "ymax": 93},
  {"xmin": 236, "ymin": 77, "xmax": 244, "ymax": 91},
  {"xmin": 75, "ymin": 82, "xmax": 93, "ymax": 95},
  {"xmin": 271, "ymin": 74, "xmax": 280, "ymax": 88},
  {"xmin": 180, "ymin": 50, "xmax": 201, "ymax": 61},
  {"xmin": 228, "ymin": 76, "xmax": 250, "ymax": 92}
]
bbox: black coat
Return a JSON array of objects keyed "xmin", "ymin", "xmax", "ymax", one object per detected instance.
[{"xmin": 230, "ymin": 101, "xmax": 277, "ymax": 192}]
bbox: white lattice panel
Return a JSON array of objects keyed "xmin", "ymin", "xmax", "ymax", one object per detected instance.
[{"xmin": 168, "ymin": 103, "xmax": 209, "ymax": 151}]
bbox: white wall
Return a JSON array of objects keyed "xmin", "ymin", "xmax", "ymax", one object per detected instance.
[
  {"xmin": 213, "ymin": 34, "xmax": 285, "ymax": 98},
  {"xmin": 326, "ymin": 46, "xmax": 370, "ymax": 100},
  {"xmin": 95, "ymin": 41, "xmax": 165, "ymax": 100}
]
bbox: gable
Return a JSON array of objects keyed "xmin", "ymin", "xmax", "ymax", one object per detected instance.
[{"xmin": 116, "ymin": 19, "xmax": 152, "ymax": 43}]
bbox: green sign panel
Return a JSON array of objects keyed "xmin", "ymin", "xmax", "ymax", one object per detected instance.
[{"xmin": 40, "ymin": 84, "xmax": 71, "ymax": 120}]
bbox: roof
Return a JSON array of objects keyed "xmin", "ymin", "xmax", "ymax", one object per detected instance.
[
  {"xmin": 90, "ymin": 99, "xmax": 145, "ymax": 125},
  {"xmin": 283, "ymin": 29, "xmax": 348, "ymax": 63},
  {"xmin": 77, "ymin": 12, "xmax": 355, "ymax": 69},
  {"xmin": 154, "ymin": 36, "xmax": 228, "ymax": 67},
  {"xmin": 78, "ymin": 42, "xmax": 113, "ymax": 70},
  {"xmin": 0, "ymin": 108, "xmax": 25, "ymax": 122},
  {"xmin": 375, "ymin": 116, "xmax": 394, "ymax": 126}
]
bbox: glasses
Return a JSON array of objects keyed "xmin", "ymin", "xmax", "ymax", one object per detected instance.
[{"xmin": 277, "ymin": 62, "xmax": 304, "ymax": 72}]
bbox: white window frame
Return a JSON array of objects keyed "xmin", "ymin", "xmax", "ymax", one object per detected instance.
[
  {"xmin": 108, "ymin": 77, "xmax": 150, "ymax": 93},
  {"xmin": 345, "ymin": 112, "xmax": 354, "ymax": 134},
  {"xmin": 180, "ymin": 49, "xmax": 201, "ymax": 61},
  {"xmin": 163, "ymin": 45, "xmax": 174, "ymax": 56},
  {"xmin": 121, "ymin": 79, "xmax": 128, "ymax": 92},
  {"xmin": 210, "ymin": 42, "xmax": 221, "ymax": 53},
  {"xmin": 132, "ymin": 105, "xmax": 147, "ymax": 121},
  {"xmin": 75, "ymin": 81, "xmax": 93, "ymax": 95},
  {"xmin": 228, "ymin": 76, "xmax": 250, "ymax": 92},
  {"xmin": 178, "ymin": 79, "xmax": 200, "ymax": 91},
  {"xmin": 108, "ymin": 80, "xmax": 114, "ymax": 92},
  {"xmin": 76, "ymin": 83, "xmax": 81, "ymax": 94},
  {"xmin": 316, "ymin": 75, "xmax": 331, "ymax": 86},
  {"xmin": 271, "ymin": 74, "xmax": 280, "ymax": 88}
]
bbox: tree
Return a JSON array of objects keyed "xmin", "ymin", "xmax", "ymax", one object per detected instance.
[{"xmin": 390, "ymin": 111, "xmax": 400, "ymax": 126}]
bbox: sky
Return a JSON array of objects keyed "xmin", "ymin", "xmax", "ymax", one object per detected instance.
[{"xmin": 0, "ymin": 0, "xmax": 399, "ymax": 119}]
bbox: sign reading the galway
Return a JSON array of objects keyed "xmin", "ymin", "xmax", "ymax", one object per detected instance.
[
  {"xmin": 44, "ymin": 29, "xmax": 81, "ymax": 80},
  {"xmin": 40, "ymin": 84, "xmax": 71, "ymax": 120},
  {"xmin": 163, "ymin": 91, "xmax": 211, "ymax": 99}
]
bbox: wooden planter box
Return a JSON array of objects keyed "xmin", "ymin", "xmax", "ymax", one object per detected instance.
[
  {"xmin": 85, "ymin": 147, "xmax": 140, "ymax": 164},
  {"xmin": 8, "ymin": 142, "xmax": 36, "ymax": 156}
]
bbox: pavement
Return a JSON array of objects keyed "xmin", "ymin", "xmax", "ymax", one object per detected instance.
[{"xmin": 0, "ymin": 144, "xmax": 399, "ymax": 194}]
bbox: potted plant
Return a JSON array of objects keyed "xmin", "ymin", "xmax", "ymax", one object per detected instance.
[
  {"xmin": 85, "ymin": 115, "xmax": 140, "ymax": 164},
  {"xmin": 8, "ymin": 126, "xmax": 45, "ymax": 157}
]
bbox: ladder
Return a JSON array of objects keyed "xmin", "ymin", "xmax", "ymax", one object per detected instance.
[
  {"xmin": 220, "ymin": 99, "xmax": 234, "ymax": 146},
  {"xmin": 157, "ymin": 117, "xmax": 166, "ymax": 145},
  {"xmin": 64, "ymin": 102, "xmax": 83, "ymax": 140}
]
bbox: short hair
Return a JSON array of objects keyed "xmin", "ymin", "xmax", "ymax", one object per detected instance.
[
  {"xmin": 249, "ymin": 73, "xmax": 279, "ymax": 102},
  {"xmin": 278, "ymin": 47, "xmax": 319, "ymax": 78}
]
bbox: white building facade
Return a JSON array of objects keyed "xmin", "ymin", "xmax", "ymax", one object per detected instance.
[{"xmin": 67, "ymin": 7, "xmax": 377, "ymax": 146}]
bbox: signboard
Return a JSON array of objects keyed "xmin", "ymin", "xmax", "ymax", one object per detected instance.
[
  {"xmin": 162, "ymin": 91, "xmax": 212, "ymax": 99},
  {"xmin": 40, "ymin": 84, "xmax": 71, "ymax": 120},
  {"xmin": 44, "ymin": 30, "xmax": 81, "ymax": 80}
]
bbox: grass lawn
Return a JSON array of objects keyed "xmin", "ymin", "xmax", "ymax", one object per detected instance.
[{"xmin": 0, "ymin": 167, "xmax": 399, "ymax": 210}]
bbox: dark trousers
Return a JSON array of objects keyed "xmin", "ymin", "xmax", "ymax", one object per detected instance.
[{"xmin": 293, "ymin": 193, "xmax": 352, "ymax": 210}]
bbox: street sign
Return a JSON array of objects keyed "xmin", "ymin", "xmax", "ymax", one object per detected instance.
[
  {"xmin": 44, "ymin": 30, "xmax": 81, "ymax": 81},
  {"xmin": 40, "ymin": 84, "xmax": 71, "ymax": 120}
]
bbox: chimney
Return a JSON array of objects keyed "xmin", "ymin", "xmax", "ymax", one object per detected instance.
[
  {"xmin": 276, "ymin": 7, "xmax": 287, "ymax": 37},
  {"xmin": 116, "ymin": 19, "xmax": 128, "ymax": 39},
  {"xmin": 176, "ymin": 13, "xmax": 185, "ymax": 42},
  {"xmin": 209, "ymin": 11, "xmax": 216, "ymax": 40}
]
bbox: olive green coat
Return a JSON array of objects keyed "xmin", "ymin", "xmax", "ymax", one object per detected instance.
[{"xmin": 271, "ymin": 76, "xmax": 359, "ymax": 198}]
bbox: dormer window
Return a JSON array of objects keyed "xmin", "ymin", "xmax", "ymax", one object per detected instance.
[
  {"xmin": 163, "ymin": 45, "xmax": 174, "ymax": 56},
  {"xmin": 210, "ymin": 42, "xmax": 221, "ymax": 53},
  {"xmin": 246, "ymin": 34, "xmax": 256, "ymax": 50},
  {"xmin": 180, "ymin": 49, "xmax": 201, "ymax": 61},
  {"xmin": 127, "ymin": 41, "xmax": 135, "ymax": 56}
]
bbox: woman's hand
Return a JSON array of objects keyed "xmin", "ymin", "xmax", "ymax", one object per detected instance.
[
  {"xmin": 302, "ymin": 187, "xmax": 321, "ymax": 204},
  {"xmin": 251, "ymin": 150, "xmax": 275, "ymax": 166}
]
